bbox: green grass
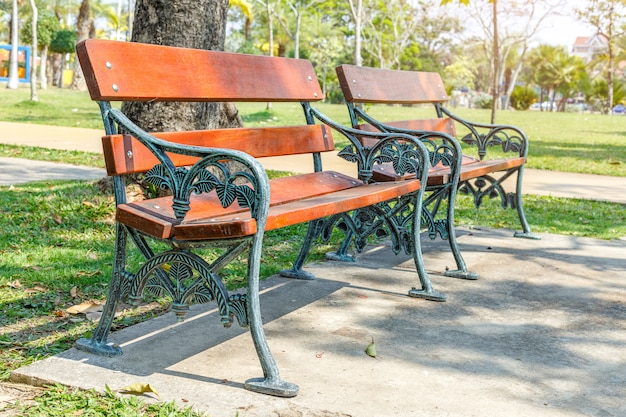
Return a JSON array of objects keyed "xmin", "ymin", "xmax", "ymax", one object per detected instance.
[
  {"xmin": 1, "ymin": 85, "xmax": 625, "ymax": 176},
  {"xmin": 12, "ymin": 383, "xmax": 206, "ymax": 416}
]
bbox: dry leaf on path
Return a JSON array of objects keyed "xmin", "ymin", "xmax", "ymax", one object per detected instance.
[
  {"xmin": 117, "ymin": 383, "xmax": 161, "ymax": 400},
  {"xmin": 66, "ymin": 301, "xmax": 103, "ymax": 315}
]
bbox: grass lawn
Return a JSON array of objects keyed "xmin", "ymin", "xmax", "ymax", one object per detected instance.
[
  {"xmin": 1, "ymin": 84, "xmax": 625, "ymax": 415},
  {"xmin": 1, "ymin": 84, "xmax": 625, "ymax": 176}
]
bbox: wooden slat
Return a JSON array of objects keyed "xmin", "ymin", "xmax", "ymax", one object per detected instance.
[
  {"xmin": 458, "ymin": 157, "xmax": 526, "ymax": 182},
  {"xmin": 77, "ymin": 39, "xmax": 323, "ymax": 102},
  {"xmin": 116, "ymin": 171, "xmax": 365, "ymax": 239},
  {"xmin": 116, "ymin": 170, "xmax": 420, "ymax": 241},
  {"xmin": 102, "ymin": 124, "xmax": 334, "ymax": 175},
  {"xmin": 174, "ymin": 179, "xmax": 422, "ymax": 240},
  {"xmin": 336, "ymin": 64, "xmax": 448, "ymax": 104}
]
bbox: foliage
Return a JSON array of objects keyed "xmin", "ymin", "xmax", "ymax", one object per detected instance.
[
  {"xmin": 21, "ymin": 10, "xmax": 61, "ymax": 47},
  {"xmin": 472, "ymin": 92, "xmax": 493, "ymax": 109},
  {"xmin": 49, "ymin": 29, "xmax": 77, "ymax": 54},
  {"xmin": 510, "ymin": 86, "xmax": 537, "ymax": 110}
]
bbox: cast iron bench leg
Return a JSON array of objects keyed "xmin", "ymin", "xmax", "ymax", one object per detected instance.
[
  {"xmin": 244, "ymin": 235, "xmax": 299, "ymax": 397},
  {"xmin": 279, "ymin": 219, "xmax": 321, "ymax": 280},
  {"xmin": 75, "ymin": 223, "xmax": 127, "ymax": 356},
  {"xmin": 513, "ymin": 167, "xmax": 540, "ymax": 240}
]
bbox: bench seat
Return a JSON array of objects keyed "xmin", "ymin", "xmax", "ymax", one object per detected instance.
[{"xmin": 117, "ymin": 171, "xmax": 421, "ymax": 240}]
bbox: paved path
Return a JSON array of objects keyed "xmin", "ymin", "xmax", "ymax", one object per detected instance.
[
  {"xmin": 13, "ymin": 228, "xmax": 626, "ymax": 417},
  {"xmin": 1, "ymin": 121, "xmax": 624, "ymax": 204}
]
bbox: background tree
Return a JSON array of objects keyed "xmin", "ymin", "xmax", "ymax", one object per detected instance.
[
  {"xmin": 28, "ymin": 0, "xmax": 37, "ymax": 100},
  {"xmin": 49, "ymin": 29, "xmax": 75, "ymax": 87},
  {"xmin": 122, "ymin": 0, "xmax": 241, "ymax": 133},
  {"xmin": 577, "ymin": 0, "xmax": 626, "ymax": 114},
  {"xmin": 21, "ymin": 10, "xmax": 60, "ymax": 89},
  {"xmin": 6, "ymin": 0, "xmax": 19, "ymax": 89},
  {"xmin": 70, "ymin": 0, "xmax": 91, "ymax": 90},
  {"xmin": 413, "ymin": 0, "xmax": 463, "ymax": 73},
  {"xmin": 273, "ymin": 0, "xmax": 322, "ymax": 59}
]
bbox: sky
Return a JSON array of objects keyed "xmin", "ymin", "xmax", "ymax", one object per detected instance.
[{"xmin": 534, "ymin": 8, "xmax": 597, "ymax": 47}]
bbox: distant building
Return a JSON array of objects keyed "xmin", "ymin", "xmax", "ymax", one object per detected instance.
[{"xmin": 571, "ymin": 34, "xmax": 608, "ymax": 63}]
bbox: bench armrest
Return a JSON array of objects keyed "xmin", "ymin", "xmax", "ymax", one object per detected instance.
[
  {"xmin": 106, "ymin": 108, "xmax": 270, "ymax": 223},
  {"xmin": 437, "ymin": 105, "xmax": 529, "ymax": 160},
  {"xmin": 307, "ymin": 105, "xmax": 431, "ymax": 184}
]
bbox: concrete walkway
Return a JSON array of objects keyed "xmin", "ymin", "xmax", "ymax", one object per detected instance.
[
  {"xmin": 1, "ymin": 121, "xmax": 625, "ymax": 204},
  {"xmin": 12, "ymin": 228, "xmax": 626, "ymax": 417}
]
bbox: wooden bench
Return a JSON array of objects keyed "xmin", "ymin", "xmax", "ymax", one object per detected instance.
[
  {"xmin": 335, "ymin": 65, "xmax": 540, "ymax": 267},
  {"xmin": 74, "ymin": 39, "xmax": 445, "ymax": 398}
]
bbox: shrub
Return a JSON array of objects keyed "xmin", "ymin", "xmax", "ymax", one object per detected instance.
[
  {"xmin": 510, "ymin": 86, "xmax": 537, "ymax": 110},
  {"xmin": 473, "ymin": 93, "xmax": 493, "ymax": 109}
]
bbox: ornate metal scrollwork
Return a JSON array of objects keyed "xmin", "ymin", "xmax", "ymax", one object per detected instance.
[
  {"xmin": 459, "ymin": 174, "xmax": 518, "ymax": 210},
  {"xmin": 144, "ymin": 161, "xmax": 258, "ymax": 221},
  {"xmin": 461, "ymin": 129, "xmax": 524, "ymax": 160},
  {"xmin": 119, "ymin": 249, "xmax": 248, "ymax": 327}
]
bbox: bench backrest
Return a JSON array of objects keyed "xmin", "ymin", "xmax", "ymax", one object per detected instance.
[
  {"xmin": 76, "ymin": 39, "xmax": 333, "ymax": 175},
  {"xmin": 78, "ymin": 39, "xmax": 323, "ymax": 103},
  {"xmin": 335, "ymin": 64, "xmax": 456, "ymax": 147}
]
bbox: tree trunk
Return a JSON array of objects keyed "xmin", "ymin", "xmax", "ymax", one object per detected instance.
[
  {"xmin": 40, "ymin": 46, "xmax": 48, "ymax": 90},
  {"xmin": 6, "ymin": 0, "xmax": 19, "ymax": 90},
  {"xmin": 121, "ymin": 0, "xmax": 242, "ymax": 131},
  {"xmin": 490, "ymin": 0, "xmax": 498, "ymax": 124},
  {"xmin": 71, "ymin": 0, "xmax": 92, "ymax": 91},
  {"xmin": 349, "ymin": 0, "xmax": 363, "ymax": 66},
  {"xmin": 29, "ymin": 0, "xmax": 39, "ymax": 101}
]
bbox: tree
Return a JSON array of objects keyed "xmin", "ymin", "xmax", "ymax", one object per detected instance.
[
  {"xmin": 346, "ymin": 0, "xmax": 363, "ymax": 65},
  {"xmin": 70, "ymin": 0, "xmax": 91, "ymax": 90},
  {"xmin": 6, "ymin": 0, "xmax": 19, "ymax": 90},
  {"xmin": 413, "ymin": 0, "xmax": 464, "ymax": 72},
  {"xmin": 441, "ymin": 0, "xmax": 567, "ymax": 121},
  {"xmin": 49, "ymin": 29, "xmax": 76, "ymax": 87},
  {"xmin": 21, "ymin": 10, "xmax": 61, "ymax": 89},
  {"xmin": 274, "ymin": 0, "xmax": 323, "ymax": 59},
  {"xmin": 121, "ymin": 0, "xmax": 241, "ymax": 133},
  {"xmin": 577, "ymin": 0, "xmax": 626, "ymax": 114},
  {"xmin": 361, "ymin": 0, "xmax": 421, "ymax": 70},
  {"xmin": 28, "ymin": 0, "xmax": 37, "ymax": 101}
]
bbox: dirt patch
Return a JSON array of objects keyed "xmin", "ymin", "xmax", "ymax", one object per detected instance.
[{"xmin": 0, "ymin": 382, "xmax": 42, "ymax": 416}]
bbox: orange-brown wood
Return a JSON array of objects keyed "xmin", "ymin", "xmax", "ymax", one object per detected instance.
[
  {"xmin": 102, "ymin": 124, "xmax": 334, "ymax": 175},
  {"xmin": 116, "ymin": 170, "xmax": 419, "ymax": 241},
  {"xmin": 336, "ymin": 64, "xmax": 448, "ymax": 104},
  {"xmin": 77, "ymin": 39, "xmax": 323, "ymax": 103},
  {"xmin": 457, "ymin": 157, "xmax": 526, "ymax": 182},
  {"xmin": 117, "ymin": 171, "xmax": 365, "ymax": 239},
  {"xmin": 174, "ymin": 179, "xmax": 421, "ymax": 240}
]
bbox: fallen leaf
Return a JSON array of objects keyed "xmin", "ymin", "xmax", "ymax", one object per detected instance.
[
  {"xmin": 82, "ymin": 201, "xmax": 95, "ymax": 207},
  {"xmin": 66, "ymin": 301, "xmax": 103, "ymax": 315},
  {"xmin": 118, "ymin": 383, "xmax": 161, "ymax": 400},
  {"xmin": 6, "ymin": 280, "xmax": 22, "ymax": 289},
  {"xmin": 365, "ymin": 337, "xmax": 377, "ymax": 358},
  {"xmin": 87, "ymin": 253, "xmax": 98, "ymax": 260},
  {"xmin": 76, "ymin": 270, "xmax": 102, "ymax": 277},
  {"xmin": 53, "ymin": 215, "xmax": 63, "ymax": 224},
  {"xmin": 70, "ymin": 286, "xmax": 80, "ymax": 298},
  {"xmin": 25, "ymin": 285, "xmax": 47, "ymax": 294}
]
